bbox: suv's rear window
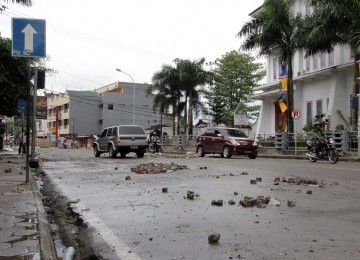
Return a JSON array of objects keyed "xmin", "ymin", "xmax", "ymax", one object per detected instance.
[
  {"xmin": 223, "ymin": 129, "xmax": 247, "ymax": 138},
  {"xmin": 118, "ymin": 126, "xmax": 145, "ymax": 135}
]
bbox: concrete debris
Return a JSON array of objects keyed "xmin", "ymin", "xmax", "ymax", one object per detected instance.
[
  {"xmin": 198, "ymin": 166, "xmax": 208, "ymax": 170},
  {"xmin": 274, "ymin": 177, "xmax": 320, "ymax": 186},
  {"xmin": 287, "ymin": 201, "xmax": 296, "ymax": 207},
  {"xmin": 250, "ymin": 180, "xmax": 257, "ymax": 184},
  {"xmin": 211, "ymin": 200, "xmax": 223, "ymax": 206},
  {"xmin": 268, "ymin": 197, "xmax": 281, "ymax": 206},
  {"xmin": 131, "ymin": 162, "xmax": 187, "ymax": 174},
  {"xmin": 256, "ymin": 177, "xmax": 262, "ymax": 182},
  {"xmin": 240, "ymin": 196, "xmax": 271, "ymax": 208},
  {"xmin": 228, "ymin": 199, "xmax": 236, "ymax": 205},
  {"xmin": 162, "ymin": 187, "xmax": 168, "ymax": 193},
  {"xmin": 125, "ymin": 176, "xmax": 131, "ymax": 180},
  {"xmin": 4, "ymin": 168, "xmax": 12, "ymax": 173},
  {"xmin": 274, "ymin": 177, "xmax": 280, "ymax": 182},
  {"xmin": 241, "ymin": 171, "xmax": 249, "ymax": 175},
  {"xmin": 208, "ymin": 233, "xmax": 220, "ymax": 244},
  {"xmin": 187, "ymin": 191, "xmax": 195, "ymax": 200},
  {"xmin": 234, "ymin": 192, "xmax": 239, "ymax": 195},
  {"xmin": 306, "ymin": 190, "xmax": 313, "ymax": 195}
]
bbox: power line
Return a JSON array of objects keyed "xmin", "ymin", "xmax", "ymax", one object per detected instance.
[{"xmin": 3, "ymin": 8, "xmax": 175, "ymax": 60}]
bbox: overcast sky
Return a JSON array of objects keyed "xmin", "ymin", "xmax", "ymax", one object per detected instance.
[{"xmin": 1, "ymin": 0, "xmax": 264, "ymax": 93}]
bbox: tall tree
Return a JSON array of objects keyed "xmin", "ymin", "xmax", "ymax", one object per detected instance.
[
  {"xmin": 149, "ymin": 64, "xmax": 183, "ymax": 135},
  {"xmin": 1, "ymin": 0, "xmax": 32, "ymax": 6},
  {"xmin": 0, "ymin": 37, "xmax": 29, "ymax": 116},
  {"xmin": 237, "ymin": 0, "xmax": 304, "ymax": 133},
  {"xmin": 213, "ymin": 51, "xmax": 263, "ymax": 126},
  {"xmin": 304, "ymin": 0, "xmax": 360, "ymax": 130},
  {"xmin": 174, "ymin": 58, "xmax": 213, "ymax": 136},
  {"xmin": 205, "ymin": 85, "xmax": 226, "ymax": 126}
]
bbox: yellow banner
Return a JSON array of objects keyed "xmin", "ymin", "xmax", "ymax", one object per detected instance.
[
  {"xmin": 280, "ymin": 77, "xmax": 288, "ymax": 90},
  {"xmin": 279, "ymin": 100, "xmax": 288, "ymax": 113}
]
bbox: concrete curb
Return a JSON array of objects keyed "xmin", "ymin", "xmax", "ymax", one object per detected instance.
[{"xmin": 31, "ymin": 167, "xmax": 57, "ymax": 259}]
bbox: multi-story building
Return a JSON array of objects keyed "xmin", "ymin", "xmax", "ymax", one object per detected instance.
[
  {"xmin": 250, "ymin": 0, "xmax": 359, "ymax": 136},
  {"xmin": 46, "ymin": 81, "xmax": 163, "ymax": 147}
]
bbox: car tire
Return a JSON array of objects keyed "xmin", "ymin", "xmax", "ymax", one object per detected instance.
[
  {"xmin": 248, "ymin": 154, "xmax": 257, "ymax": 159},
  {"xmin": 94, "ymin": 145, "xmax": 100, "ymax": 157},
  {"xmin": 223, "ymin": 146, "xmax": 232, "ymax": 158},
  {"xmin": 109, "ymin": 145, "xmax": 117, "ymax": 158},
  {"xmin": 120, "ymin": 152, "xmax": 126, "ymax": 158},
  {"xmin": 197, "ymin": 146, "xmax": 205, "ymax": 157}
]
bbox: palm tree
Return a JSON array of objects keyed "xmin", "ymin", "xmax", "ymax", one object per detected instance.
[
  {"xmin": 174, "ymin": 58, "xmax": 213, "ymax": 136},
  {"xmin": 2, "ymin": 0, "xmax": 32, "ymax": 6},
  {"xmin": 149, "ymin": 64, "xmax": 183, "ymax": 135},
  {"xmin": 237, "ymin": 0, "xmax": 304, "ymax": 134},
  {"xmin": 304, "ymin": 0, "xmax": 360, "ymax": 130}
]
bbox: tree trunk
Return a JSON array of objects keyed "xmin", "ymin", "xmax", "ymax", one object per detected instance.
[
  {"xmin": 188, "ymin": 89, "xmax": 193, "ymax": 136},
  {"xmin": 183, "ymin": 95, "xmax": 188, "ymax": 135},
  {"xmin": 287, "ymin": 55, "xmax": 294, "ymax": 134}
]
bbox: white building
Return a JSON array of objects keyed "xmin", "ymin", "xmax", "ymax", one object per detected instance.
[{"xmin": 251, "ymin": 0, "xmax": 358, "ymax": 137}]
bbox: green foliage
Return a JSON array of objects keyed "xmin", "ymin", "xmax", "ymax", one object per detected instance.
[
  {"xmin": 0, "ymin": 38, "xmax": 29, "ymax": 117},
  {"xmin": 212, "ymin": 50, "xmax": 263, "ymax": 126},
  {"xmin": 302, "ymin": 121, "xmax": 313, "ymax": 133}
]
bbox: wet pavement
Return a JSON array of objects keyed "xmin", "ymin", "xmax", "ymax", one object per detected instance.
[
  {"xmin": 0, "ymin": 147, "xmax": 56, "ymax": 259},
  {"xmin": 1, "ymin": 146, "xmax": 360, "ymax": 259}
]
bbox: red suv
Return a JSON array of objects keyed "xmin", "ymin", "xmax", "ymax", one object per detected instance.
[{"xmin": 196, "ymin": 127, "xmax": 258, "ymax": 159}]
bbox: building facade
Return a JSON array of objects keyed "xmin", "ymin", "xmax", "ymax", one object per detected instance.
[
  {"xmin": 46, "ymin": 81, "xmax": 162, "ymax": 147},
  {"xmin": 251, "ymin": 0, "xmax": 359, "ymax": 137}
]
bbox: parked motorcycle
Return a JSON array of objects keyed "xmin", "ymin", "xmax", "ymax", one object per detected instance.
[
  {"xmin": 306, "ymin": 137, "xmax": 339, "ymax": 164},
  {"xmin": 148, "ymin": 136, "xmax": 163, "ymax": 153}
]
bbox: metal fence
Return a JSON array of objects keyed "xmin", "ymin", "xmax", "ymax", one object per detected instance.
[{"xmin": 163, "ymin": 131, "xmax": 359, "ymax": 158}]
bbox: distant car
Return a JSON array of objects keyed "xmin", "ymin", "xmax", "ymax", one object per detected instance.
[
  {"xmin": 195, "ymin": 127, "xmax": 258, "ymax": 159},
  {"xmin": 93, "ymin": 125, "xmax": 148, "ymax": 158}
]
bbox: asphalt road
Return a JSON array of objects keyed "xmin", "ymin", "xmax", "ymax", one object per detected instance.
[{"xmin": 39, "ymin": 148, "xmax": 360, "ymax": 260}]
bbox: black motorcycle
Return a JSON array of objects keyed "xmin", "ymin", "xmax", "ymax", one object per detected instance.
[
  {"xmin": 306, "ymin": 136, "xmax": 339, "ymax": 164},
  {"xmin": 148, "ymin": 136, "xmax": 163, "ymax": 153}
]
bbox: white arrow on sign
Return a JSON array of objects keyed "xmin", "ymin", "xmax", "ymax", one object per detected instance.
[{"xmin": 21, "ymin": 24, "xmax": 38, "ymax": 54}]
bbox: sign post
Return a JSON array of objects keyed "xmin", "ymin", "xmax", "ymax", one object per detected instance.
[
  {"xmin": 291, "ymin": 109, "xmax": 301, "ymax": 155},
  {"xmin": 12, "ymin": 18, "xmax": 46, "ymax": 183}
]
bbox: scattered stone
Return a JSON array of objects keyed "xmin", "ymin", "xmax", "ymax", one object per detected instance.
[
  {"xmin": 199, "ymin": 167, "xmax": 204, "ymax": 170},
  {"xmin": 256, "ymin": 177, "xmax": 262, "ymax": 182},
  {"xmin": 274, "ymin": 177, "xmax": 280, "ymax": 182},
  {"xmin": 131, "ymin": 162, "xmax": 187, "ymax": 174},
  {"xmin": 4, "ymin": 168, "xmax": 12, "ymax": 173},
  {"xmin": 274, "ymin": 182, "xmax": 280, "ymax": 186},
  {"xmin": 204, "ymin": 167, "xmax": 208, "ymax": 169},
  {"xmin": 240, "ymin": 196, "xmax": 270, "ymax": 208},
  {"xmin": 250, "ymin": 180, "xmax": 257, "ymax": 184},
  {"xmin": 230, "ymin": 173, "xmax": 234, "ymax": 176},
  {"xmin": 241, "ymin": 171, "xmax": 249, "ymax": 175},
  {"xmin": 287, "ymin": 201, "xmax": 296, "ymax": 207},
  {"xmin": 211, "ymin": 200, "xmax": 223, "ymax": 206},
  {"xmin": 125, "ymin": 176, "xmax": 131, "ymax": 180},
  {"xmin": 306, "ymin": 190, "xmax": 312, "ymax": 195},
  {"xmin": 187, "ymin": 191, "xmax": 195, "ymax": 200},
  {"xmin": 228, "ymin": 199, "xmax": 236, "ymax": 205},
  {"xmin": 268, "ymin": 197, "xmax": 281, "ymax": 206},
  {"xmin": 282, "ymin": 177, "xmax": 287, "ymax": 182},
  {"xmin": 162, "ymin": 188, "xmax": 168, "ymax": 193},
  {"xmin": 234, "ymin": 192, "xmax": 238, "ymax": 195},
  {"xmin": 115, "ymin": 167, "xmax": 118, "ymax": 170},
  {"xmin": 208, "ymin": 233, "xmax": 220, "ymax": 244}
]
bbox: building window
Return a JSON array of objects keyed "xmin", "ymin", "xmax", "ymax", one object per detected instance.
[
  {"xmin": 64, "ymin": 119, "xmax": 69, "ymax": 126},
  {"xmin": 108, "ymin": 104, "xmax": 114, "ymax": 110},
  {"xmin": 316, "ymin": 99, "xmax": 323, "ymax": 116},
  {"xmin": 306, "ymin": 101, "xmax": 312, "ymax": 124},
  {"xmin": 64, "ymin": 103, "xmax": 69, "ymax": 113}
]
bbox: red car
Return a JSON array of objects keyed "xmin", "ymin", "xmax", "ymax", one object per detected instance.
[{"xmin": 196, "ymin": 127, "xmax": 258, "ymax": 159}]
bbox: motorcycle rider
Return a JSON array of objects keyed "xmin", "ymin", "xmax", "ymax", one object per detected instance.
[
  {"xmin": 149, "ymin": 130, "xmax": 161, "ymax": 153},
  {"xmin": 312, "ymin": 120, "xmax": 326, "ymax": 158}
]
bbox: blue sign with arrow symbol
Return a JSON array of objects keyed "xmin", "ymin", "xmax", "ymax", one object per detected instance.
[{"xmin": 12, "ymin": 18, "xmax": 46, "ymax": 58}]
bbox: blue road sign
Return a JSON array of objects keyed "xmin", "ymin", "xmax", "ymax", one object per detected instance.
[
  {"xmin": 12, "ymin": 18, "xmax": 46, "ymax": 58},
  {"xmin": 17, "ymin": 99, "xmax": 27, "ymax": 114}
]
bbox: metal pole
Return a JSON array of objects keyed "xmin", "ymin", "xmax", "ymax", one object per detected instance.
[
  {"xmin": 31, "ymin": 68, "xmax": 38, "ymax": 160},
  {"xmin": 25, "ymin": 61, "xmax": 31, "ymax": 183}
]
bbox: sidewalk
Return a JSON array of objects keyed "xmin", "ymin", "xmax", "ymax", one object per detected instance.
[{"xmin": 0, "ymin": 147, "xmax": 56, "ymax": 259}]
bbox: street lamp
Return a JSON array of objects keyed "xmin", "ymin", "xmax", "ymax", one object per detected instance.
[{"xmin": 115, "ymin": 68, "xmax": 135, "ymax": 125}]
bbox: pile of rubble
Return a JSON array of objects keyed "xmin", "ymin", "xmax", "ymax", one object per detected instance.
[
  {"xmin": 131, "ymin": 162, "xmax": 188, "ymax": 174},
  {"xmin": 274, "ymin": 176, "xmax": 324, "ymax": 186}
]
